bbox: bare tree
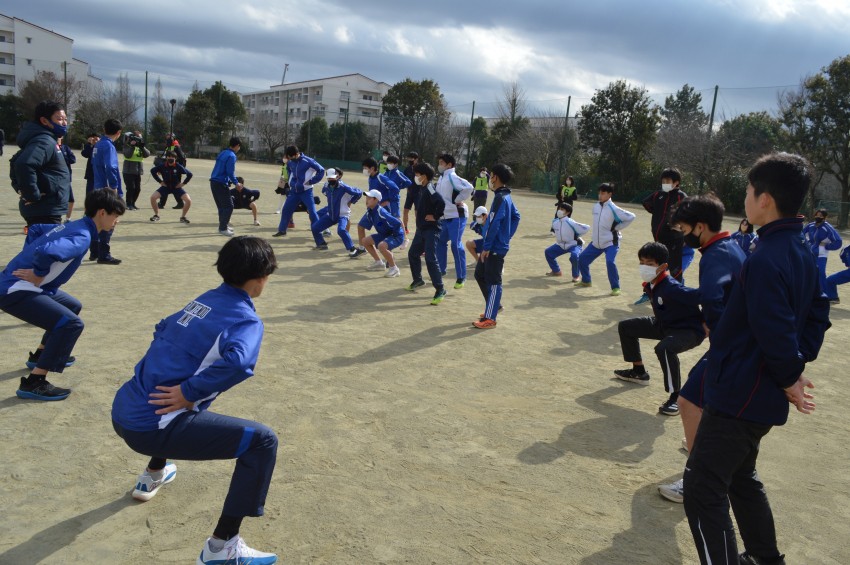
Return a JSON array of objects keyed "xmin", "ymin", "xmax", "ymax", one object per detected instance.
[
  {"xmin": 501, "ymin": 109, "xmax": 578, "ymax": 179},
  {"xmin": 73, "ymin": 73, "xmax": 143, "ymax": 139},
  {"xmin": 494, "ymin": 81, "xmax": 528, "ymax": 121},
  {"xmin": 152, "ymin": 76, "xmax": 169, "ymax": 119},
  {"xmin": 17, "ymin": 70, "xmax": 85, "ymax": 118},
  {"xmin": 253, "ymin": 112, "xmax": 288, "ymax": 160}
]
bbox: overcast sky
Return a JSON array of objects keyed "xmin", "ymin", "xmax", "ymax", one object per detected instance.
[{"xmin": 10, "ymin": 0, "xmax": 850, "ymax": 117}]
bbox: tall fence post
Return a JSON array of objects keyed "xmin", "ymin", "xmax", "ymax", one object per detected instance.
[
  {"xmin": 556, "ymin": 96, "xmax": 571, "ymax": 193},
  {"xmin": 307, "ymin": 106, "xmax": 312, "ymax": 155},
  {"xmin": 217, "ymin": 80, "xmax": 223, "ymax": 149},
  {"xmin": 63, "ymin": 61, "xmax": 67, "ymax": 109},
  {"xmin": 465, "ymin": 101, "xmax": 475, "ymax": 178},
  {"xmin": 377, "ymin": 111, "xmax": 383, "ymax": 150},
  {"xmin": 699, "ymin": 85, "xmax": 720, "ymax": 192},
  {"xmin": 342, "ymin": 97, "xmax": 350, "ymax": 160},
  {"xmin": 284, "ymin": 91, "xmax": 290, "ymax": 146},
  {"xmin": 143, "ymin": 71, "xmax": 148, "ymax": 143}
]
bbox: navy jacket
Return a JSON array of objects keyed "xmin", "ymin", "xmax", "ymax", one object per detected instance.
[
  {"xmin": 703, "ymin": 217, "xmax": 831, "ymax": 426},
  {"xmin": 403, "ymin": 165, "xmax": 419, "ymax": 201},
  {"xmin": 415, "ymin": 182, "xmax": 445, "ymax": 231},
  {"xmin": 644, "ymin": 273, "xmax": 705, "ymax": 338},
  {"xmin": 59, "ymin": 145, "xmax": 76, "ymax": 181},
  {"xmin": 482, "ymin": 187, "xmax": 520, "ymax": 255},
  {"xmin": 13, "ymin": 121, "xmax": 71, "ymax": 219},
  {"xmin": 82, "ymin": 143, "xmax": 95, "ymax": 181},
  {"xmin": 642, "ymin": 188, "xmax": 686, "ymax": 242},
  {"xmin": 230, "ymin": 187, "xmax": 260, "ymax": 208},
  {"xmin": 365, "ymin": 204, "xmax": 404, "ymax": 238},
  {"xmin": 151, "ymin": 162, "xmax": 193, "ymax": 189},
  {"xmin": 677, "ymin": 232, "xmax": 747, "ymax": 333}
]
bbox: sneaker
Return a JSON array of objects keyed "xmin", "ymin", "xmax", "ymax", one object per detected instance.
[
  {"xmin": 634, "ymin": 294, "xmax": 651, "ymax": 305},
  {"xmin": 275, "ymin": 209, "xmax": 281, "ymax": 214},
  {"xmin": 430, "ymin": 288, "xmax": 447, "ymax": 305},
  {"xmin": 366, "ymin": 260, "xmax": 386, "ymax": 271},
  {"xmin": 97, "ymin": 256, "xmax": 122, "ymax": 265},
  {"xmin": 571, "ymin": 277, "xmax": 580, "ymax": 282},
  {"xmin": 150, "ymin": 215, "xmax": 160, "ymax": 222},
  {"xmin": 467, "ymin": 262, "xmax": 478, "ymax": 269},
  {"xmin": 454, "ymin": 278, "xmax": 465, "ymax": 289},
  {"xmin": 737, "ymin": 552, "xmax": 786, "ymax": 565},
  {"xmin": 26, "ymin": 351, "xmax": 75, "ymax": 369},
  {"xmin": 479, "ymin": 306, "xmax": 505, "ymax": 319},
  {"xmin": 405, "ymin": 228, "xmax": 410, "ymax": 234},
  {"xmin": 473, "ymin": 318, "xmax": 497, "ymax": 329},
  {"xmin": 272, "ymin": 231, "xmax": 286, "ymax": 237},
  {"xmin": 288, "ymin": 221, "xmax": 295, "ymax": 229},
  {"xmin": 132, "ymin": 463, "xmax": 177, "ymax": 501},
  {"xmin": 576, "ymin": 281, "xmax": 592, "ymax": 287},
  {"xmin": 610, "ymin": 288, "xmax": 621, "ymax": 296},
  {"xmin": 227, "ymin": 223, "xmax": 233, "ymax": 229},
  {"xmin": 180, "ymin": 216, "xmax": 191, "ymax": 224},
  {"xmin": 350, "ymin": 247, "xmax": 367, "ymax": 259},
  {"xmin": 550, "ymin": 229, "xmax": 555, "ymax": 235},
  {"xmin": 313, "ymin": 244, "xmax": 328, "ymax": 250},
  {"xmin": 405, "ymin": 279, "xmax": 426, "ymax": 291},
  {"xmin": 546, "ymin": 271, "xmax": 563, "ymax": 277},
  {"xmin": 196, "ymin": 535, "xmax": 277, "ymax": 565},
  {"xmin": 659, "ymin": 397, "xmax": 679, "ymax": 416},
  {"xmin": 399, "ymin": 238, "xmax": 410, "ymax": 251},
  {"xmin": 16, "ymin": 376, "xmax": 71, "ymax": 401},
  {"xmin": 658, "ymin": 478, "xmax": 684, "ymax": 503},
  {"xmin": 88, "ymin": 253, "xmax": 97, "ymax": 261},
  {"xmin": 682, "ymin": 437, "xmax": 689, "ymax": 452},
  {"xmin": 830, "ymin": 298, "xmax": 840, "ymax": 305},
  {"xmin": 219, "ymin": 230, "xmax": 234, "ymax": 237},
  {"xmin": 254, "ymin": 219, "xmax": 261, "ymax": 226},
  {"xmin": 614, "ymin": 368, "xmax": 650, "ymax": 385},
  {"xmin": 385, "ymin": 266, "xmax": 400, "ymax": 278},
  {"xmin": 172, "ymin": 203, "xmax": 184, "ymax": 209},
  {"xmin": 322, "ymin": 229, "xmax": 331, "ymax": 236}
]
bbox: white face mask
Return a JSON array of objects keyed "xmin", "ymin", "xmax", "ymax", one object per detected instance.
[
  {"xmin": 387, "ymin": 164, "xmax": 396, "ymax": 171},
  {"xmin": 382, "ymin": 156, "xmax": 388, "ymax": 162},
  {"xmin": 557, "ymin": 210, "xmax": 566, "ymax": 218},
  {"xmin": 661, "ymin": 183, "xmax": 673, "ymax": 192},
  {"xmin": 282, "ymin": 159, "xmax": 288, "ymax": 164},
  {"xmin": 362, "ymin": 168, "xmax": 370, "ymax": 176},
  {"xmin": 438, "ymin": 165, "xmax": 446, "ymax": 173},
  {"xmin": 488, "ymin": 177, "xmax": 495, "ymax": 190},
  {"xmin": 476, "ymin": 216, "xmax": 485, "ymax": 225},
  {"xmin": 479, "ymin": 173, "xmax": 485, "ymax": 178},
  {"xmin": 414, "ymin": 176, "xmax": 424, "ymax": 186},
  {"xmin": 639, "ymin": 264, "xmax": 659, "ymax": 283}
]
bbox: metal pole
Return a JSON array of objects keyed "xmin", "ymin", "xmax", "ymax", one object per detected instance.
[
  {"xmin": 378, "ymin": 111, "xmax": 383, "ymax": 151},
  {"xmin": 556, "ymin": 96, "xmax": 571, "ymax": 193},
  {"xmin": 465, "ymin": 101, "xmax": 475, "ymax": 177},
  {"xmin": 342, "ymin": 97, "xmax": 350, "ymax": 160},
  {"xmin": 307, "ymin": 106, "xmax": 312, "ymax": 155},
  {"xmin": 218, "ymin": 81, "xmax": 223, "ymax": 148},
  {"xmin": 285, "ymin": 92, "xmax": 289, "ymax": 146},
  {"xmin": 143, "ymin": 71, "xmax": 148, "ymax": 143},
  {"xmin": 63, "ymin": 62, "xmax": 67, "ymax": 109},
  {"xmin": 699, "ymin": 85, "xmax": 719, "ymax": 192}
]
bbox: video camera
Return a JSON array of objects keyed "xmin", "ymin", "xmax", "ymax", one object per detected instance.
[{"xmin": 126, "ymin": 133, "xmax": 144, "ymax": 148}]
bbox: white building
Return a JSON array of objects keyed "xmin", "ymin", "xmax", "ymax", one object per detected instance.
[
  {"xmin": 240, "ymin": 73, "xmax": 390, "ymax": 155},
  {"xmin": 0, "ymin": 14, "xmax": 102, "ymax": 97}
]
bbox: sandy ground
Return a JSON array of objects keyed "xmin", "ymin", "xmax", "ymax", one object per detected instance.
[{"xmin": 0, "ymin": 149, "xmax": 848, "ymax": 565}]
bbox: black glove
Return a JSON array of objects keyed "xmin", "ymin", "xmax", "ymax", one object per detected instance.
[
  {"xmin": 314, "ymin": 196, "xmax": 321, "ymax": 205},
  {"xmin": 275, "ymin": 186, "xmax": 285, "ymax": 195},
  {"xmin": 577, "ymin": 237, "xmax": 584, "ymax": 248}
]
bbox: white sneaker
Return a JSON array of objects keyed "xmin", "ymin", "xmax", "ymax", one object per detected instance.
[
  {"xmin": 322, "ymin": 229, "xmax": 332, "ymax": 236},
  {"xmin": 682, "ymin": 437, "xmax": 689, "ymax": 452},
  {"xmin": 196, "ymin": 535, "xmax": 277, "ymax": 565},
  {"xmin": 467, "ymin": 262, "xmax": 478, "ymax": 269},
  {"xmin": 399, "ymin": 238, "xmax": 410, "ymax": 250},
  {"xmin": 132, "ymin": 463, "xmax": 177, "ymax": 501},
  {"xmin": 366, "ymin": 260, "xmax": 385, "ymax": 271},
  {"xmin": 254, "ymin": 219, "xmax": 261, "ymax": 226},
  {"xmin": 385, "ymin": 265, "xmax": 400, "ymax": 277},
  {"xmin": 275, "ymin": 209, "xmax": 281, "ymax": 214},
  {"xmin": 658, "ymin": 478, "xmax": 684, "ymax": 503}
]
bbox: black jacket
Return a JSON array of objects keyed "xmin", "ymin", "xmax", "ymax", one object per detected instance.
[
  {"xmin": 642, "ymin": 188, "xmax": 685, "ymax": 242},
  {"xmin": 13, "ymin": 121, "xmax": 70, "ymax": 218},
  {"xmin": 82, "ymin": 142, "xmax": 95, "ymax": 180},
  {"xmin": 415, "ymin": 182, "xmax": 445, "ymax": 231}
]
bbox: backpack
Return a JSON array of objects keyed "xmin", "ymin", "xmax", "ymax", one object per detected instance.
[{"xmin": 8, "ymin": 148, "xmax": 24, "ymax": 192}]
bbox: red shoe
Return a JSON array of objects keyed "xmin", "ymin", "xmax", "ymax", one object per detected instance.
[
  {"xmin": 473, "ymin": 318, "xmax": 497, "ymax": 329},
  {"xmin": 545, "ymin": 271, "xmax": 563, "ymax": 277},
  {"xmin": 288, "ymin": 221, "xmax": 295, "ymax": 229},
  {"xmin": 405, "ymin": 229, "xmax": 409, "ymax": 234}
]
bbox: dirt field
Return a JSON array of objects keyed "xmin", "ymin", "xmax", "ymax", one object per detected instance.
[{"xmin": 0, "ymin": 149, "xmax": 848, "ymax": 564}]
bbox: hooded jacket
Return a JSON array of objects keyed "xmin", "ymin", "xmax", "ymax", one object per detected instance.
[
  {"xmin": 13, "ymin": 121, "xmax": 71, "ymax": 218},
  {"xmin": 590, "ymin": 200, "xmax": 636, "ymax": 249}
]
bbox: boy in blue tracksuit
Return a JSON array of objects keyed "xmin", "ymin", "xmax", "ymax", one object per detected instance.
[
  {"xmin": 465, "ymin": 206, "xmax": 488, "ymax": 264},
  {"xmin": 656, "ymin": 194, "xmax": 747, "ymax": 504},
  {"xmin": 473, "ymin": 164, "xmax": 520, "ymax": 329},
  {"xmin": 311, "ymin": 168, "xmax": 362, "ymax": 251},
  {"xmin": 231, "ymin": 176, "xmax": 261, "ymax": 226},
  {"xmin": 112, "ymin": 236, "xmax": 279, "ymax": 565},
  {"xmin": 210, "ymin": 137, "xmax": 242, "ymax": 236},
  {"xmin": 803, "ymin": 208, "xmax": 843, "ymax": 295},
  {"xmin": 0, "ymin": 189, "xmax": 125, "ymax": 400},
  {"xmin": 150, "ymin": 153, "xmax": 193, "ymax": 223},
  {"xmin": 351, "ymin": 157, "xmax": 400, "ymax": 258},
  {"xmin": 824, "ymin": 244, "xmax": 849, "ymax": 304},
  {"xmin": 361, "ymin": 189, "xmax": 405, "ymax": 278},
  {"xmin": 684, "ymin": 153, "xmax": 831, "ymax": 565},
  {"xmin": 91, "ymin": 118, "xmax": 124, "ymax": 265},
  {"xmin": 274, "ymin": 145, "xmax": 324, "ymax": 237},
  {"xmin": 385, "ymin": 154, "xmax": 412, "ymax": 248},
  {"xmin": 615, "ymin": 242, "xmax": 705, "ymax": 415}
]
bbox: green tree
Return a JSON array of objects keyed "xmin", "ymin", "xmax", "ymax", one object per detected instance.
[
  {"xmin": 578, "ymin": 80, "xmax": 660, "ymax": 196},
  {"xmin": 661, "ymin": 84, "xmax": 707, "ymax": 126},
  {"xmin": 328, "ymin": 120, "xmax": 374, "ymax": 161},
  {"xmin": 0, "ymin": 93, "xmax": 24, "ymax": 142},
  {"xmin": 149, "ymin": 115, "xmax": 170, "ymax": 148},
  {"xmin": 203, "ymin": 82, "xmax": 248, "ymax": 147},
  {"xmin": 174, "ymin": 90, "xmax": 214, "ymax": 152},
  {"xmin": 295, "ymin": 116, "xmax": 330, "ymax": 156},
  {"xmin": 382, "ymin": 78, "xmax": 447, "ymax": 158}
]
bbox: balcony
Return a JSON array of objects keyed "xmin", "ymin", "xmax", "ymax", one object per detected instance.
[
  {"xmin": 314, "ymin": 94, "xmax": 322, "ymax": 101},
  {"xmin": 340, "ymin": 93, "xmax": 350, "ymax": 101}
]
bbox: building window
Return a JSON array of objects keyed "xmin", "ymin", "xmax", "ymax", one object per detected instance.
[
  {"xmin": 340, "ymin": 91, "xmax": 350, "ymax": 100},
  {"xmin": 362, "ymin": 95, "xmax": 373, "ymax": 101},
  {"xmin": 339, "ymin": 108, "xmax": 348, "ymax": 115},
  {"xmin": 0, "ymin": 79, "xmax": 6, "ymax": 86},
  {"xmin": 27, "ymin": 59, "xmax": 32, "ymax": 66},
  {"xmin": 0, "ymin": 58, "xmax": 5, "ymax": 64},
  {"xmin": 0, "ymin": 36, "xmax": 5, "ymax": 42},
  {"xmin": 26, "ymin": 37, "xmax": 32, "ymax": 44}
]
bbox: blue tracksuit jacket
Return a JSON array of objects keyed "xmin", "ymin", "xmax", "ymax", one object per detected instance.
[
  {"xmin": 92, "ymin": 136, "xmax": 122, "ymax": 195},
  {"xmin": 151, "ymin": 162, "xmax": 193, "ymax": 189},
  {"xmin": 210, "ymin": 149, "xmax": 238, "ymax": 185},
  {"xmin": 482, "ymin": 187, "xmax": 520, "ymax": 255},
  {"xmin": 286, "ymin": 155, "xmax": 325, "ymax": 193},
  {"xmin": 731, "ymin": 231, "xmax": 758, "ymax": 257},
  {"xmin": 322, "ymin": 181, "xmax": 362, "ymax": 221},
  {"xmin": 111, "ymin": 283, "xmax": 264, "ymax": 432},
  {"xmin": 840, "ymin": 245, "xmax": 850, "ymax": 268},
  {"xmin": 803, "ymin": 221, "xmax": 843, "ymax": 256},
  {"xmin": 387, "ymin": 168, "xmax": 411, "ymax": 191},
  {"xmin": 366, "ymin": 205, "xmax": 404, "ymax": 238},
  {"xmin": 703, "ymin": 217, "xmax": 831, "ymax": 426},
  {"xmin": 368, "ymin": 173, "xmax": 399, "ymax": 205},
  {"xmin": 644, "ymin": 272, "xmax": 706, "ymax": 337},
  {"xmin": 0, "ymin": 217, "xmax": 98, "ymax": 296}
]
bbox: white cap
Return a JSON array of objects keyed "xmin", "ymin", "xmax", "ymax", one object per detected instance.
[
  {"xmin": 325, "ymin": 168, "xmax": 339, "ymax": 180},
  {"xmin": 474, "ymin": 206, "xmax": 488, "ymax": 216},
  {"xmin": 365, "ymin": 189, "xmax": 382, "ymax": 199}
]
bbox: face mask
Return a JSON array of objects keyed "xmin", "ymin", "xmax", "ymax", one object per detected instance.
[
  {"xmin": 639, "ymin": 265, "xmax": 659, "ymax": 284},
  {"xmin": 488, "ymin": 177, "xmax": 495, "ymax": 190},
  {"xmin": 414, "ymin": 176, "xmax": 424, "ymax": 186},
  {"xmin": 408, "ymin": 160, "xmax": 414, "ymax": 166},
  {"xmin": 382, "ymin": 156, "xmax": 388, "ymax": 162},
  {"xmin": 166, "ymin": 138, "xmax": 173, "ymax": 145},
  {"xmin": 683, "ymin": 228, "xmax": 702, "ymax": 249},
  {"xmin": 565, "ymin": 181, "xmax": 571, "ymax": 187},
  {"xmin": 557, "ymin": 210, "xmax": 566, "ymax": 219},
  {"xmin": 479, "ymin": 173, "xmax": 486, "ymax": 178},
  {"xmin": 387, "ymin": 164, "xmax": 396, "ymax": 171},
  {"xmin": 438, "ymin": 165, "xmax": 446, "ymax": 174},
  {"xmin": 363, "ymin": 168, "xmax": 370, "ymax": 176},
  {"xmin": 166, "ymin": 160, "xmax": 176, "ymax": 166},
  {"xmin": 661, "ymin": 183, "xmax": 673, "ymax": 192},
  {"xmin": 329, "ymin": 180, "xmax": 338, "ymax": 187},
  {"xmin": 815, "ymin": 217, "xmax": 825, "ymax": 224},
  {"xmin": 49, "ymin": 120, "xmax": 67, "ymax": 138}
]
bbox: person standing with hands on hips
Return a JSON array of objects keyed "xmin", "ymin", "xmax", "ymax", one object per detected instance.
[
  {"xmin": 91, "ymin": 118, "xmax": 124, "ymax": 265},
  {"xmin": 210, "ymin": 137, "xmax": 242, "ymax": 237}
]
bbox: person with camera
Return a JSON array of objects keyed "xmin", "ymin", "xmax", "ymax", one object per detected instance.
[
  {"xmin": 158, "ymin": 133, "xmax": 188, "ymax": 210},
  {"xmin": 122, "ymin": 131, "xmax": 150, "ymax": 211}
]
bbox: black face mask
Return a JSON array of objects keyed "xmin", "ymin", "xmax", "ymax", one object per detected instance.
[
  {"xmin": 683, "ymin": 229, "xmax": 702, "ymax": 249},
  {"xmin": 408, "ymin": 160, "xmax": 414, "ymax": 166},
  {"xmin": 815, "ymin": 217, "xmax": 825, "ymax": 224},
  {"xmin": 328, "ymin": 181, "xmax": 338, "ymax": 187}
]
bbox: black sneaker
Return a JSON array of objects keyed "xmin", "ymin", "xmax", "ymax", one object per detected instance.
[
  {"xmin": 150, "ymin": 215, "xmax": 160, "ymax": 222},
  {"xmin": 88, "ymin": 253, "xmax": 98, "ymax": 261},
  {"xmin": 738, "ymin": 553, "xmax": 786, "ymax": 565},
  {"xmin": 405, "ymin": 279, "xmax": 426, "ymax": 291},
  {"xmin": 97, "ymin": 256, "xmax": 122, "ymax": 265},
  {"xmin": 180, "ymin": 216, "xmax": 190, "ymax": 224},
  {"xmin": 172, "ymin": 203, "xmax": 184, "ymax": 209},
  {"xmin": 272, "ymin": 231, "xmax": 287, "ymax": 237},
  {"xmin": 830, "ymin": 298, "xmax": 840, "ymax": 305},
  {"xmin": 158, "ymin": 199, "xmax": 167, "ymax": 208},
  {"xmin": 16, "ymin": 377, "xmax": 71, "ymax": 401},
  {"xmin": 659, "ymin": 397, "xmax": 679, "ymax": 416},
  {"xmin": 350, "ymin": 247, "xmax": 367, "ymax": 259},
  {"xmin": 614, "ymin": 368, "xmax": 650, "ymax": 385},
  {"xmin": 26, "ymin": 352, "xmax": 75, "ymax": 369}
]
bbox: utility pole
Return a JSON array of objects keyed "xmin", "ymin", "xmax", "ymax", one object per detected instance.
[
  {"xmin": 282, "ymin": 66, "xmax": 289, "ymax": 146},
  {"xmin": 556, "ymin": 96, "xmax": 571, "ymax": 193},
  {"xmin": 465, "ymin": 101, "xmax": 475, "ymax": 177},
  {"xmin": 378, "ymin": 111, "xmax": 383, "ymax": 151},
  {"xmin": 307, "ymin": 106, "xmax": 312, "ymax": 155},
  {"xmin": 342, "ymin": 97, "xmax": 350, "ymax": 160},
  {"xmin": 143, "ymin": 71, "xmax": 148, "ymax": 143},
  {"xmin": 699, "ymin": 85, "xmax": 720, "ymax": 192},
  {"xmin": 217, "ymin": 80, "xmax": 223, "ymax": 149},
  {"xmin": 63, "ymin": 62, "xmax": 67, "ymax": 109}
]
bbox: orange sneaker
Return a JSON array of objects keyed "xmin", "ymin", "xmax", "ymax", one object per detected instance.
[
  {"xmin": 545, "ymin": 271, "xmax": 563, "ymax": 276},
  {"xmin": 473, "ymin": 318, "xmax": 497, "ymax": 329}
]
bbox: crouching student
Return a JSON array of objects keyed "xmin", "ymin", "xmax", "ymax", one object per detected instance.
[
  {"xmin": 311, "ymin": 168, "xmax": 362, "ymax": 252},
  {"xmin": 545, "ymin": 202, "xmax": 588, "ymax": 281},
  {"xmin": 361, "ymin": 190, "xmax": 405, "ymax": 277},
  {"xmin": 150, "ymin": 153, "xmax": 193, "ymax": 223},
  {"xmin": 351, "ymin": 158, "xmax": 399, "ymax": 258},
  {"xmin": 615, "ymin": 242, "xmax": 705, "ymax": 415},
  {"xmin": 825, "ymin": 244, "xmax": 849, "ymax": 305},
  {"xmin": 655, "ymin": 194, "xmax": 746, "ymax": 504},
  {"xmin": 465, "ymin": 206, "xmax": 487, "ymax": 265},
  {"xmin": 231, "ymin": 177, "xmax": 261, "ymax": 226},
  {"xmin": 111, "ymin": 236, "xmax": 280, "ymax": 565},
  {"xmin": 0, "ymin": 189, "xmax": 125, "ymax": 400},
  {"xmin": 474, "ymin": 163, "xmax": 520, "ymax": 329}
]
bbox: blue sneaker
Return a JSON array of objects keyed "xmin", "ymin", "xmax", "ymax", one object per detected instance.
[
  {"xmin": 634, "ymin": 294, "xmax": 651, "ymax": 305},
  {"xmin": 26, "ymin": 351, "xmax": 75, "ymax": 370},
  {"xmin": 196, "ymin": 536, "xmax": 277, "ymax": 565},
  {"xmin": 133, "ymin": 463, "xmax": 177, "ymax": 501},
  {"xmin": 16, "ymin": 377, "xmax": 71, "ymax": 401}
]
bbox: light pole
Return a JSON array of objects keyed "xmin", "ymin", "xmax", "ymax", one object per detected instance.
[{"xmin": 169, "ymin": 99, "xmax": 176, "ymax": 137}]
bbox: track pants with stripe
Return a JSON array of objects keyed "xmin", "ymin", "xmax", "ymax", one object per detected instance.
[
  {"xmin": 475, "ymin": 252, "xmax": 505, "ymax": 320},
  {"xmin": 113, "ymin": 410, "xmax": 278, "ymax": 518},
  {"xmin": 684, "ymin": 406, "xmax": 782, "ymax": 565},
  {"xmin": 210, "ymin": 180, "xmax": 234, "ymax": 232},
  {"xmin": 617, "ymin": 316, "xmax": 702, "ymax": 392}
]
